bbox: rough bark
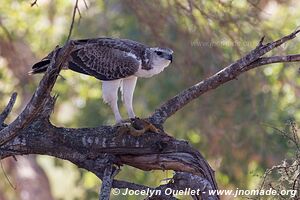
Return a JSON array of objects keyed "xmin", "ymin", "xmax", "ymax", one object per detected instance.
[
  {"xmin": 1, "ymin": 30, "xmax": 300, "ymax": 199},
  {"xmin": 99, "ymin": 157, "xmax": 118, "ymax": 200}
]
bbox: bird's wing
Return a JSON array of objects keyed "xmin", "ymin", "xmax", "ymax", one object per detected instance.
[{"xmin": 68, "ymin": 39, "xmax": 143, "ymax": 80}]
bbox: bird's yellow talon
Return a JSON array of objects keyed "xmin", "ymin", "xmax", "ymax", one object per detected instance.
[{"xmin": 116, "ymin": 118, "xmax": 161, "ymax": 137}]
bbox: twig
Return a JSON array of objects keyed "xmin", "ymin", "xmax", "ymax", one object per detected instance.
[
  {"xmin": 0, "ymin": 93, "xmax": 17, "ymax": 124},
  {"xmin": 246, "ymin": 54, "xmax": 300, "ymax": 70},
  {"xmin": 83, "ymin": 0, "xmax": 89, "ymax": 9},
  {"xmin": 67, "ymin": 0, "xmax": 80, "ymax": 42},
  {"xmin": 30, "ymin": 0, "xmax": 38, "ymax": 7},
  {"xmin": 262, "ymin": 122, "xmax": 300, "ymax": 151},
  {"xmin": 292, "ymin": 173, "xmax": 300, "ymax": 191},
  {"xmin": 0, "ymin": 160, "xmax": 16, "ymax": 190}
]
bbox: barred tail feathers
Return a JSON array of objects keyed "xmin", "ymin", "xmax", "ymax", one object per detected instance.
[
  {"xmin": 28, "ymin": 47, "xmax": 61, "ymax": 75},
  {"xmin": 28, "ymin": 59, "xmax": 51, "ymax": 75}
]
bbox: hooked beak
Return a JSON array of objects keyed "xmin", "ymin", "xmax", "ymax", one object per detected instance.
[{"xmin": 167, "ymin": 54, "xmax": 173, "ymax": 63}]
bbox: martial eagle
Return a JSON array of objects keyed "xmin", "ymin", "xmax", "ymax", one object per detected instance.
[{"xmin": 30, "ymin": 38, "xmax": 173, "ymax": 123}]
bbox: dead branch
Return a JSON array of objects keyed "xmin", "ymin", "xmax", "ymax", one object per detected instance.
[
  {"xmin": 67, "ymin": 0, "xmax": 80, "ymax": 42},
  {"xmin": 0, "ymin": 93, "xmax": 17, "ymax": 125},
  {"xmin": 30, "ymin": 0, "xmax": 38, "ymax": 7}
]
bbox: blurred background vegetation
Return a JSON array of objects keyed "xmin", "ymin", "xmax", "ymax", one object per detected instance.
[{"xmin": 0, "ymin": 0, "xmax": 300, "ymax": 199}]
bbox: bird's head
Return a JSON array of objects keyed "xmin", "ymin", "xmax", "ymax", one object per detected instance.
[{"xmin": 148, "ymin": 47, "xmax": 173, "ymax": 68}]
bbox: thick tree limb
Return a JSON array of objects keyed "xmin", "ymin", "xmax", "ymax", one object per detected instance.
[
  {"xmin": 150, "ymin": 30, "xmax": 300, "ymax": 124},
  {"xmin": 1, "ymin": 30, "xmax": 300, "ymax": 199},
  {"xmin": 0, "ymin": 120, "xmax": 218, "ymax": 199}
]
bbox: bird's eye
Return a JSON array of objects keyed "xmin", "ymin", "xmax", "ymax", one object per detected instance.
[{"xmin": 156, "ymin": 51, "xmax": 163, "ymax": 56}]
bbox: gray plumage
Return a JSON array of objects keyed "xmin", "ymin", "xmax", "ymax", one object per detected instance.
[
  {"xmin": 31, "ymin": 37, "xmax": 173, "ymax": 123},
  {"xmin": 31, "ymin": 38, "xmax": 172, "ymax": 80}
]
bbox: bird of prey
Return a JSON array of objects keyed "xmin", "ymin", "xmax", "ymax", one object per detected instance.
[{"xmin": 30, "ymin": 38, "xmax": 173, "ymax": 123}]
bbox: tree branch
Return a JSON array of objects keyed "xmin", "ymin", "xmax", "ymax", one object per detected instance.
[
  {"xmin": 0, "ymin": 122, "xmax": 218, "ymax": 199},
  {"xmin": 150, "ymin": 30, "xmax": 300, "ymax": 125},
  {"xmin": 67, "ymin": 0, "xmax": 80, "ymax": 42},
  {"xmin": 0, "ymin": 92, "xmax": 17, "ymax": 125},
  {"xmin": 30, "ymin": 0, "xmax": 38, "ymax": 7},
  {"xmin": 246, "ymin": 54, "xmax": 300, "ymax": 69},
  {"xmin": 99, "ymin": 155, "xmax": 119, "ymax": 200}
]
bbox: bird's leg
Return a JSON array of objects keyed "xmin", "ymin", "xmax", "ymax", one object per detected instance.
[
  {"xmin": 122, "ymin": 76, "xmax": 137, "ymax": 119},
  {"xmin": 117, "ymin": 77, "xmax": 162, "ymax": 136},
  {"xmin": 111, "ymin": 100, "xmax": 122, "ymax": 123},
  {"xmin": 102, "ymin": 80, "xmax": 123, "ymax": 123}
]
